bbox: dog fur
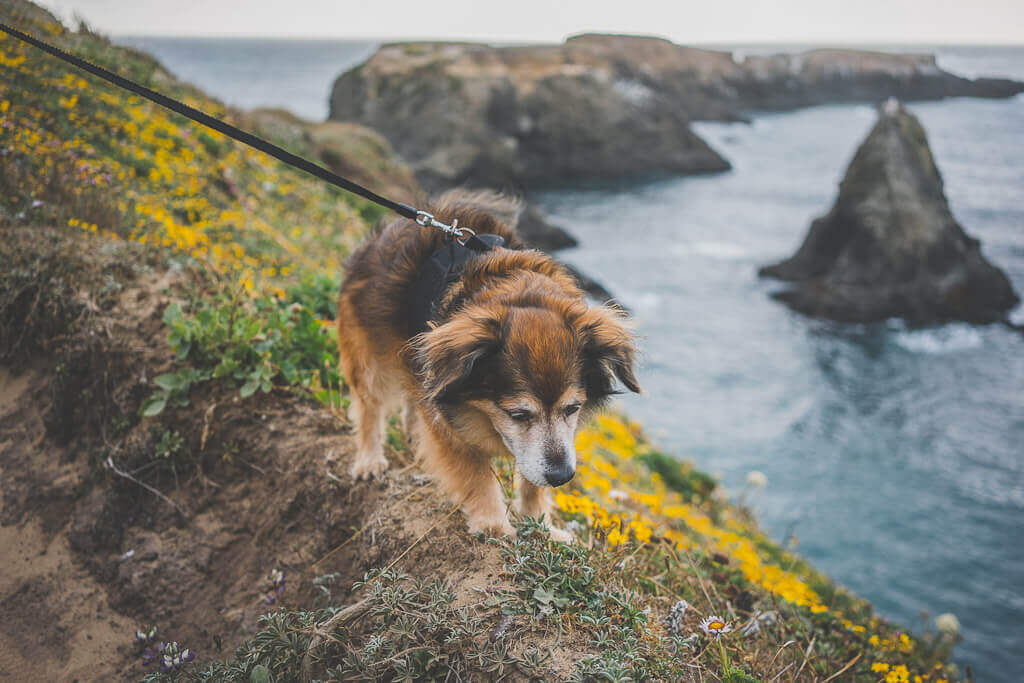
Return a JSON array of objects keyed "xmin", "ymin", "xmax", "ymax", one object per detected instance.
[{"xmin": 336, "ymin": 190, "xmax": 639, "ymax": 538}]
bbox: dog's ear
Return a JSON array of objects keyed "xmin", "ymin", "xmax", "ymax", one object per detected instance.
[
  {"xmin": 415, "ymin": 310, "xmax": 503, "ymax": 403},
  {"xmin": 577, "ymin": 305, "xmax": 640, "ymax": 402}
]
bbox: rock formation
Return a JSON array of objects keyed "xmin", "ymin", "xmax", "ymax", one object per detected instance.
[
  {"xmin": 515, "ymin": 203, "xmax": 578, "ymax": 251},
  {"xmin": 329, "ymin": 35, "xmax": 1023, "ymax": 192},
  {"xmin": 329, "ymin": 37, "xmax": 732, "ymax": 191},
  {"xmin": 724, "ymin": 48, "xmax": 1024, "ymax": 112},
  {"xmin": 759, "ymin": 100, "xmax": 1019, "ymax": 324}
]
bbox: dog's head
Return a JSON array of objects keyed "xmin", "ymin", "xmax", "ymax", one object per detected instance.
[{"xmin": 415, "ymin": 301, "xmax": 639, "ymax": 487}]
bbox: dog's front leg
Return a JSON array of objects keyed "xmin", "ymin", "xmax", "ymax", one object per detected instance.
[
  {"xmin": 515, "ymin": 478, "xmax": 573, "ymax": 543},
  {"xmin": 348, "ymin": 390, "xmax": 389, "ymax": 480},
  {"xmin": 418, "ymin": 425, "xmax": 513, "ymax": 537}
]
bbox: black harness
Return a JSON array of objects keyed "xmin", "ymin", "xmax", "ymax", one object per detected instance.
[{"xmin": 408, "ymin": 234, "xmax": 505, "ymax": 336}]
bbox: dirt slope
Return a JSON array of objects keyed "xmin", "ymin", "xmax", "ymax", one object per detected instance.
[{"xmin": 0, "ymin": 227, "xmax": 500, "ymax": 678}]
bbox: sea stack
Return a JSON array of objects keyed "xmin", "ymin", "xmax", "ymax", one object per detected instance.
[{"xmin": 759, "ymin": 99, "xmax": 1019, "ymax": 324}]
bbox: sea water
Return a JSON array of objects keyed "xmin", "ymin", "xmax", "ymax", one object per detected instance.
[{"xmin": 117, "ymin": 37, "xmax": 1024, "ymax": 680}]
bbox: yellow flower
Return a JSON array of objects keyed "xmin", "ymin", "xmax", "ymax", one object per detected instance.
[
  {"xmin": 872, "ymin": 662, "xmax": 890, "ymax": 672},
  {"xmin": 885, "ymin": 665, "xmax": 910, "ymax": 683}
]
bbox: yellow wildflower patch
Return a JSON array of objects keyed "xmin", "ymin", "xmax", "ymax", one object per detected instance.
[
  {"xmin": 558, "ymin": 414, "xmax": 829, "ymax": 612},
  {"xmin": 2, "ymin": 30, "xmax": 375, "ymax": 297}
]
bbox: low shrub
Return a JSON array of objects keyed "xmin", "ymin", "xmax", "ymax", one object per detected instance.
[{"xmin": 141, "ymin": 294, "xmax": 341, "ymax": 417}]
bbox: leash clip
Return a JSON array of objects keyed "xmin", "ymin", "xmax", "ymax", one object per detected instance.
[{"xmin": 415, "ymin": 210, "xmax": 475, "ymax": 244}]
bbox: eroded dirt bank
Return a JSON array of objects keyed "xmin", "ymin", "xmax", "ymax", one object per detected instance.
[{"xmin": 0, "ymin": 227, "xmax": 498, "ymax": 678}]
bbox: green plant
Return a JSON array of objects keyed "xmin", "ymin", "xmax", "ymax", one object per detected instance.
[
  {"xmin": 491, "ymin": 517, "xmax": 607, "ymax": 621},
  {"xmin": 312, "ymin": 572, "xmax": 341, "ymax": 607},
  {"xmin": 285, "ymin": 273, "xmax": 339, "ymax": 321},
  {"xmin": 493, "ymin": 518, "xmax": 688, "ymax": 681},
  {"xmin": 153, "ymin": 428, "xmax": 186, "ymax": 461},
  {"xmin": 635, "ymin": 449, "xmax": 716, "ymax": 502},
  {"xmin": 146, "ymin": 426, "xmax": 192, "ymax": 484},
  {"xmin": 189, "ymin": 568, "xmax": 543, "ymax": 682},
  {"xmin": 141, "ymin": 295, "xmax": 341, "ymax": 416},
  {"xmin": 330, "ymin": 569, "xmax": 530, "ymax": 680}
]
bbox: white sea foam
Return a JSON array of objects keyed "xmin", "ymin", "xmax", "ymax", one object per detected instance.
[
  {"xmin": 893, "ymin": 324, "xmax": 984, "ymax": 354},
  {"xmin": 1008, "ymin": 303, "xmax": 1024, "ymax": 326},
  {"xmin": 670, "ymin": 241, "xmax": 748, "ymax": 261},
  {"xmin": 627, "ymin": 291, "xmax": 662, "ymax": 314},
  {"xmin": 691, "ymin": 241, "xmax": 748, "ymax": 261}
]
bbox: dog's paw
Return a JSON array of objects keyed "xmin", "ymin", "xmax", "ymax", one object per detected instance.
[
  {"xmin": 349, "ymin": 452, "xmax": 389, "ymax": 480},
  {"xmin": 467, "ymin": 516, "xmax": 515, "ymax": 539},
  {"xmin": 547, "ymin": 525, "xmax": 575, "ymax": 544}
]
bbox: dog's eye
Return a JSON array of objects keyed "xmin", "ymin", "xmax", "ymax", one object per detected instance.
[
  {"xmin": 563, "ymin": 403, "xmax": 582, "ymax": 417},
  {"xmin": 507, "ymin": 410, "xmax": 533, "ymax": 423}
]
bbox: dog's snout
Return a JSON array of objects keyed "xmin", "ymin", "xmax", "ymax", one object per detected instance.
[
  {"xmin": 542, "ymin": 439, "xmax": 575, "ymax": 487},
  {"xmin": 544, "ymin": 460, "xmax": 575, "ymax": 487}
]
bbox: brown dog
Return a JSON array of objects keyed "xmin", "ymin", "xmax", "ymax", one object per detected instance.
[{"xmin": 337, "ymin": 190, "xmax": 639, "ymax": 538}]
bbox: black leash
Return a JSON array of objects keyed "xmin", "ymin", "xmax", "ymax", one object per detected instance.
[{"xmin": 0, "ymin": 22, "xmax": 466, "ymax": 237}]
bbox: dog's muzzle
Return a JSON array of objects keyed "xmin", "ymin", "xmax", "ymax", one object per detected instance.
[{"xmin": 544, "ymin": 461, "xmax": 575, "ymax": 487}]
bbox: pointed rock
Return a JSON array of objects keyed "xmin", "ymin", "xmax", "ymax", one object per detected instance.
[{"xmin": 760, "ymin": 100, "xmax": 1018, "ymax": 324}]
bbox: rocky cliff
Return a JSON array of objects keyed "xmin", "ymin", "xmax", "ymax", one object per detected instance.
[
  {"xmin": 329, "ymin": 37, "xmax": 733, "ymax": 191},
  {"xmin": 329, "ymin": 34, "xmax": 1024, "ymax": 191},
  {"xmin": 760, "ymin": 100, "xmax": 1019, "ymax": 324}
]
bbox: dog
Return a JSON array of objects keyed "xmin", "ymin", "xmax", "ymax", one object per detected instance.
[{"xmin": 336, "ymin": 190, "xmax": 639, "ymax": 539}]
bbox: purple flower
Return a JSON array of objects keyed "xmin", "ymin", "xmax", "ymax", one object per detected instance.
[
  {"xmin": 137, "ymin": 632, "xmax": 194, "ymax": 671},
  {"xmin": 262, "ymin": 568, "xmax": 286, "ymax": 605},
  {"xmin": 135, "ymin": 625, "xmax": 159, "ymax": 645},
  {"xmin": 156, "ymin": 641, "xmax": 195, "ymax": 672}
]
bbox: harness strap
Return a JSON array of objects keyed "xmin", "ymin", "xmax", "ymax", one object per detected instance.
[{"xmin": 408, "ymin": 234, "xmax": 506, "ymax": 336}]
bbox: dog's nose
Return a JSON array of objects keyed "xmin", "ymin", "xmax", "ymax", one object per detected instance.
[{"xmin": 544, "ymin": 461, "xmax": 575, "ymax": 487}]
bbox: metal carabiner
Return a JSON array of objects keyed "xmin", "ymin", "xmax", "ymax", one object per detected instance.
[{"xmin": 415, "ymin": 210, "xmax": 474, "ymax": 243}]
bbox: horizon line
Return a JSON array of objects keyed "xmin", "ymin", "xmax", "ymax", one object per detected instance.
[{"xmin": 111, "ymin": 33, "xmax": 1024, "ymax": 48}]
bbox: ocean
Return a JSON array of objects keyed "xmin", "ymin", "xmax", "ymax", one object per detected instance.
[{"xmin": 119, "ymin": 36, "xmax": 1024, "ymax": 680}]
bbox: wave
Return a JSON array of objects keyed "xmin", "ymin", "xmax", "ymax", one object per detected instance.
[
  {"xmin": 671, "ymin": 241, "xmax": 749, "ymax": 261},
  {"xmin": 625, "ymin": 291, "xmax": 662, "ymax": 314},
  {"xmin": 892, "ymin": 324, "xmax": 984, "ymax": 354}
]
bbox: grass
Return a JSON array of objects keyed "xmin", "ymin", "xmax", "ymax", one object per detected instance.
[
  {"xmin": 0, "ymin": 226, "xmax": 93, "ymax": 360},
  {"xmin": 1, "ymin": 2, "xmax": 964, "ymax": 681}
]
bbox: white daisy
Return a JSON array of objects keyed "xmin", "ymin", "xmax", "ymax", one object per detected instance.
[{"xmin": 700, "ymin": 615, "xmax": 732, "ymax": 639}]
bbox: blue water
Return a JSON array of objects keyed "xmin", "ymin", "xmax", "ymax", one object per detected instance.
[
  {"xmin": 119, "ymin": 37, "xmax": 378, "ymax": 120},
  {"xmin": 537, "ymin": 95, "xmax": 1024, "ymax": 681},
  {"xmin": 113, "ymin": 37, "xmax": 1024, "ymax": 680}
]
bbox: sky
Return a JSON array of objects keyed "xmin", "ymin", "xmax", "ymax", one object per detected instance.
[{"xmin": 41, "ymin": 0, "xmax": 1024, "ymax": 45}]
